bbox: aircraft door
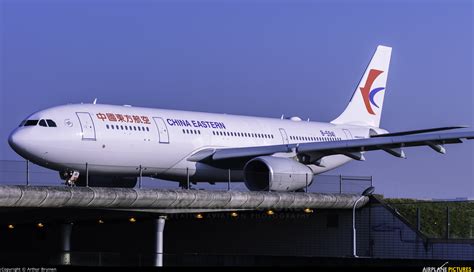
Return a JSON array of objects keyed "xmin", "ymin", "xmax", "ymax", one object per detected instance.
[
  {"xmin": 279, "ymin": 128, "xmax": 289, "ymax": 145},
  {"xmin": 76, "ymin": 112, "xmax": 96, "ymax": 141},
  {"xmin": 153, "ymin": 117, "xmax": 170, "ymax": 144},
  {"xmin": 342, "ymin": 129, "xmax": 353, "ymax": 140}
]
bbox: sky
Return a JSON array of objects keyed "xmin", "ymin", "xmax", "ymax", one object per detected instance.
[{"xmin": 0, "ymin": 0, "xmax": 472, "ymax": 199}]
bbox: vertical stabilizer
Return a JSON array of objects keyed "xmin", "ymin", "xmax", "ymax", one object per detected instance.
[{"xmin": 331, "ymin": 45, "xmax": 392, "ymax": 127}]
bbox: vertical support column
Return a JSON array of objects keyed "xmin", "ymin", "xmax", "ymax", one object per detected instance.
[
  {"xmin": 186, "ymin": 168, "xmax": 190, "ymax": 189},
  {"xmin": 26, "ymin": 160, "xmax": 29, "ymax": 186},
  {"xmin": 339, "ymin": 175, "xmax": 342, "ymax": 194},
  {"xmin": 85, "ymin": 163, "xmax": 89, "ymax": 187},
  {"xmin": 416, "ymin": 207, "xmax": 421, "ymax": 231},
  {"xmin": 305, "ymin": 173, "xmax": 308, "ymax": 193},
  {"xmin": 155, "ymin": 216, "xmax": 167, "ymax": 267},
  {"xmin": 60, "ymin": 223, "xmax": 73, "ymax": 265},
  {"xmin": 139, "ymin": 165, "xmax": 143, "ymax": 189},
  {"xmin": 268, "ymin": 171, "xmax": 271, "ymax": 192},
  {"xmin": 227, "ymin": 169, "xmax": 231, "ymax": 191},
  {"xmin": 352, "ymin": 196, "xmax": 365, "ymax": 258},
  {"xmin": 446, "ymin": 206, "xmax": 450, "ymax": 239}
]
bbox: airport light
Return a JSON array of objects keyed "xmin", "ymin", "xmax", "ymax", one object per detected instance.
[
  {"xmin": 230, "ymin": 212, "xmax": 238, "ymax": 218},
  {"xmin": 129, "ymin": 217, "xmax": 137, "ymax": 223},
  {"xmin": 37, "ymin": 222, "xmax": 44, "ymax": 228},
  {"xmin": 266, "ymin": 210, "xmax": 274, "ymax": 216},
  {"xmin": 304, "ymin": 208, "xmax": 314, "ymax": 214},
  {"xmin": 195, "ymin": 213, "xmax": 204, "ymax": 219},
  {"xmin": 98, "ymin": 219, "xmax": 104, "ymax": 224},
  {"xmin": 7, "ymin": 224, "xmax": 14, "ymax": 230}
]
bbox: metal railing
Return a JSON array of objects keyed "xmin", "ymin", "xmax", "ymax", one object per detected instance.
[{"xmin": 0, "ymin": 160, "xmax": 372, "ymax": 194}]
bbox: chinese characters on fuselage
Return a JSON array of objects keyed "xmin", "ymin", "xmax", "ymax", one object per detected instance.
[{"xmin": 96, "ymin": 113, "xmax": 151, "ymax": 124}]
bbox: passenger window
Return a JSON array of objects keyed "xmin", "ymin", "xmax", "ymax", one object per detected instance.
[
  {"xmin": 106, "ymin": 125, "xmax": 109, "ymax": 129},
  {"xmin": 39, "ymin": 120, "xmax": 47, "ymax": 127},
  {"xmin": 46, "ymin": 120, "xmax": 57, "ymax": 127},
  {"xmin": 24, "ymin": 120, "xmax": 39, "ymax": 126},
  {"xmin": 146, "ymin": 127, "xmax": 149, "ymax": 132}
]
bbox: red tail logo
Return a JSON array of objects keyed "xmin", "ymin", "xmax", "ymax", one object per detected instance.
[{"xmin": 360, "ymin": 69, "xmax": 385, "ymax": 115}]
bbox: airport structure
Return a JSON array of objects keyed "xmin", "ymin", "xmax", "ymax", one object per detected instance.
[{"xmin": 0, "ymin": 170, "xmax": 473, "ymax": 267}]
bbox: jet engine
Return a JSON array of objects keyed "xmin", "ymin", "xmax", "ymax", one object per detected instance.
[{"xmin": 243, "ymin": 156, "xmax": 314, "ymax": 191}]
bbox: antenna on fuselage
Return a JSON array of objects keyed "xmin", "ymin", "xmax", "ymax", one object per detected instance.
[
  {"xmin": 281, "ymin": 114, "xmax": 284, "ymax": 120},
  {"xmin": 93, "ymin": 98, "xmax": 98, "ymax": 104}
]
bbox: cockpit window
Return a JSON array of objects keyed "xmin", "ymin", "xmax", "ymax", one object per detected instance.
[
  {"xmin": 24, "ymin": 120, "xmax": 39, "ymax": 126},
  {"xmin": 46, "ymin": 120, "xmax": 57, "ymax": 127},
  {"xmin": 20, "ymin": 119, "xmax": 57, "ymax": 127}
]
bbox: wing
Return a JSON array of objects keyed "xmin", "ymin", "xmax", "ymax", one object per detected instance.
[{"xmin": 187, "ymin": 131, "xmax": 474, "ymax": 169}]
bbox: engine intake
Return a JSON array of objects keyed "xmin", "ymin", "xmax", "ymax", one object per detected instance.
[{"xmin": 244, "ymin": 156, "xmax": 314, "ymax": 191}]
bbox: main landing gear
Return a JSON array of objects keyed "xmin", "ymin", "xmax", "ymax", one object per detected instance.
[{"xmin": 61, "ymin": 170, "xmax": 80, "ymax": 187}]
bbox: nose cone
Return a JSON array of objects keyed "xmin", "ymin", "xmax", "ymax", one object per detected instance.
[{"xmin": 8, "ymin": 129, "xmax": 33, "ymax": 159}]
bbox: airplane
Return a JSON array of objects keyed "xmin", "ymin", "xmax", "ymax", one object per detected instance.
[{"xmin": 8, "ymin": 45, "xmax": 474, "ymax": 191}]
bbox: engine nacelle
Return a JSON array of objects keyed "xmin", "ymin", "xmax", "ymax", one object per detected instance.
[{"xmin": 243, "ymin": 156, "xmax": 314, "ymax": 191}]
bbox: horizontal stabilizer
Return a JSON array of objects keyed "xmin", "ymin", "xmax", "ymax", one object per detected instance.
[{"xmin": 371, "ymin": 126, "xmax": 468, "ymax": 138}]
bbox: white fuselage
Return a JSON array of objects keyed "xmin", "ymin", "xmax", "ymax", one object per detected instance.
[{"xmin": 9, "ymin": 104, "xmax": 382, "ymax": 183}]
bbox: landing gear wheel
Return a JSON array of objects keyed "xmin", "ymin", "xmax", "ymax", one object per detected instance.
[{"xmin": 63, "ymin": 170, "xmax": 80, "ymax": 187}]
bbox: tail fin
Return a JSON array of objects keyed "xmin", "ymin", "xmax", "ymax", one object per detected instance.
[{"xmin": 331, "ymin": 45, "xmax": 392, "ymax": 128}]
